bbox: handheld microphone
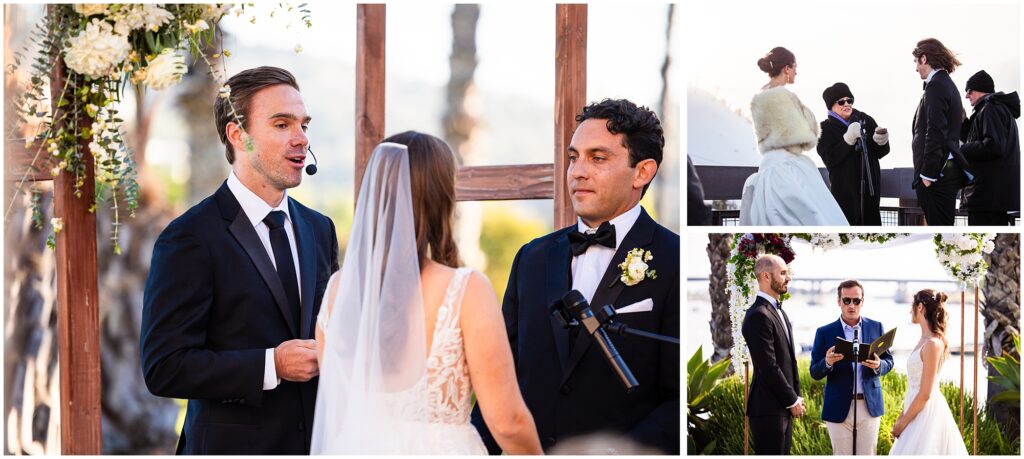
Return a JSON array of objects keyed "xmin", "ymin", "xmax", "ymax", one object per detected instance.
[
  {"xmin": 305, "ymin": 146, "xmax": 318, "ymax": 175},
  {"xmin": 561, "ymin": 290, "xmax": 639, "ymax": 393},
  {"xmin": 852, "ymin": 324, "xmax": 861, "ymax": 361}
]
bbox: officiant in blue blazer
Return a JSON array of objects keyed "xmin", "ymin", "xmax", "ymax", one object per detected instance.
[{"xmin": 810, "ymin": 280, "xmax": 894, "ymax": 455}]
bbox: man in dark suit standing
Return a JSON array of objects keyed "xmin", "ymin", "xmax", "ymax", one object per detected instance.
[
  {"xmin": 141, "ymin": 67, "xmax": 339, "ymax": 454},
  {"xmin": 742, "ymin": 254, "xmax": 803, "ymax": 455},
  {"xmin": 809, "ymin": 280, "xmax": 894, "ymax": 455},
  {"xmin": 911, "ymin": 38, "xmax": 972, "ymax": 226},
  {"xmin": 472, "ymin": 99, "xmax": 679, "ymax": 454}
]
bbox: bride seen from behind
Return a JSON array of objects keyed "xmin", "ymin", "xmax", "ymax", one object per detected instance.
[
  {"xmin": 311, "ymin": 132, "xmax": 542, "ymax": 454},
  {"xmin": 740, "ymin": 46, "xmax": 849, "ymax": 226},
  {"xmin": 888, "ymin": 289, "xmax": 969, "ymax": 455}
]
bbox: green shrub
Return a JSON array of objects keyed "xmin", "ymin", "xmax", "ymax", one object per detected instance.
[{"xmin": 700, "ymin": 359, "xmax": 1020, "ymax": 455}]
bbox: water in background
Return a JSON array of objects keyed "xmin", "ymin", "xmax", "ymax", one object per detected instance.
[{"xmin": 688, "ymin": 278, "xmax": 991, "ymax": 402}]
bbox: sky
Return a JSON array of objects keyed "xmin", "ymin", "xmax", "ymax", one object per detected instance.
[{"xmin": 685, "ymin": 0, "xmax": 1022, "ymax": 168}]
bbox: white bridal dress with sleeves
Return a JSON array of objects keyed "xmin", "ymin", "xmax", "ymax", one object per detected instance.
[
  {"xmin": 888, "ymin": 346, "xmax": 969, "ymax": 455},
  {"xmin": 740, "ymin": 86, "xmax": 849, "ymax": 226},
  {"xmin": 309, "ymin": 143, "xmax": 486, "ymax": 454}
]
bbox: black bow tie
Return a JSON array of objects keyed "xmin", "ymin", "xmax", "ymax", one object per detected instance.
[
  {"xmin": 923, "ymin": 81, "xmax": 928, "ymax": 90},
  {"xmin": 568, "ymin": 221, "xmax": 616, "ymax": 256}
]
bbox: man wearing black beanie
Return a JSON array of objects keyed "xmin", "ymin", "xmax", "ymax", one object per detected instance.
[{"xmin": 960, "ymin": 70, "xmax": 1020, "ymax": 225}]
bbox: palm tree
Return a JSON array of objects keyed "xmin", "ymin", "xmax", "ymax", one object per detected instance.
[
  {"xmin": 707, "ymin": 233, "xmax": 733, "ymax": 369},
  {"xmin": 982, "ymin": 233, "xmax": 1020, "ymax": 442}
]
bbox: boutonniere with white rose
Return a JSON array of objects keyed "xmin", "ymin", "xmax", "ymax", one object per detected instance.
[{"xmin": 618, "ymin": 248, "xmax": 657, "ymax": 286}]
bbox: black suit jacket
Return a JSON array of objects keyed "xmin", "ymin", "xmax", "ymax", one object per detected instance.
[
  {"xmin": 471, "ymin": 208, "xmax": 679, "ymax": 454},
  {"xmin": 817, "ymin": 109, "xmax": 890, "ymax": 225},
  {"xmin": 141, "ymin": 182, "xmax": 339, "ymax": 455},
  {"xmin": 912, "ymin": 69, "xmax": 971, "ymax": 188},
  {"xmin": 960, "ymin": 91, "xmax": 1021, "ymax": 212},
  {"xmin": 741, "ymin": 296, "xmax": 800, "ymax": 417}
]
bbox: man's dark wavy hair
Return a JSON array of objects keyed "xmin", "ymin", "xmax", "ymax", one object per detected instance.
[{"xmin": 575, "ymin": 98, "xmax": 664, "ymax": 197}]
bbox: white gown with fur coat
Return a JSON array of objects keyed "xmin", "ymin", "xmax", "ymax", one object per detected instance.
[{"xmin": 740, "ymin": 86, "xmax": 849, "ymax": 226}]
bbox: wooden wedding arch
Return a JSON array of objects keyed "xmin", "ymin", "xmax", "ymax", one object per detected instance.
[{"xmin": 7, "ymin": 3, "xmax": 588, "ymax": 453}]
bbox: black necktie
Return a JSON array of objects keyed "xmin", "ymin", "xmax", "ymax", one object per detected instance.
[
  {"xmin": 568, "ymin": 221, "xmax": 616, "ymax": 256},
  {"xmin": 264, "ymin": 210, "xmax": 301, "ymax": 328},
  {"xmin": 923, "ymin": 81, "xmax": 928, "ymax": 90}
]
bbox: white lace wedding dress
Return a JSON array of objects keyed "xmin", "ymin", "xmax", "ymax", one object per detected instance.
[
  {"xmin": 314, "ymin": 267, "xmax": 487, "ymax": 454},
  {"xmin": 888, "ymin": 345, "xmax": 968, "ymax": 455}
]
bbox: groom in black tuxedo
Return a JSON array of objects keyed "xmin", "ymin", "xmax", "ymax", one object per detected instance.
[
  {"xmin": 141, "ymin": 67, "xmax": 339, "ymax": 454},
  {"xmin": 911, "ymin": 38, "xmax": 972, "ymax": 226},
  {"xmin": 472, "ymin": 99, "xmax": 679, "ymax": 454},
  {"xmin": 742, "ymin": 254, "xmax": 804, "ymax": 455}
]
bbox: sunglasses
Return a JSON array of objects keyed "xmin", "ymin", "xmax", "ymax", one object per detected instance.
[
  {"xmin": 836, "ymin": 97, "xmax": 854, "ymax": 106},
  {"xmin": 841, "ymin": 297, "xmax": 863, "ymax": 305}
]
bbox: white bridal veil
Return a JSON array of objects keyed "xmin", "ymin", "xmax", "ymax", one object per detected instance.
[{"xmin": 310, "ymin": 142, "xmax": 426, "ymax": 453}]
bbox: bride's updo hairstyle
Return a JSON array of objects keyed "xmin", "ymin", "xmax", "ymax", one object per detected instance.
[
  {"xmin": 757, "ymin": 47, "xmax": 795, "ymax": 77},
  {"xmin": 382, "ymin": 131, "xmax": 461, "ymax": 270},
  {"xmin": 914, "ymin": 289, "xmax": 950, "ymax": 358}
]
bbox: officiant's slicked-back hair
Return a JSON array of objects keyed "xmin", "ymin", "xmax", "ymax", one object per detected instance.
[
  {"xmin": 836, "ymin": 279, "xmax": 864, "ymax": 297},
  {"xmin": 575, "ymin": 98, "xmax": 664, "ymax": 197},
  {"xmin": 214, "ymin": 66, "xmax": 300, "ymax": 164},
  {"xmin": 382, "ymin": 131, "xmax": 461, "ymax": 270}
]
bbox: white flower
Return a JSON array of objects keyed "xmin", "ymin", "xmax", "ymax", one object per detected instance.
[
  {"xmin": 74, "ymin": 4, "xmax": 108, "ymax": 17},
  {"xmin": 626, "ymin": 258, "xmax": 647, "ymax": 284},
  {"xmin": 112, "ymin": 6, "xmax": 146, "ymax": 35},
  {"xmin": 201, "ymin": 4, "xmax": 233, "ymax": 23},
  {"xmin": 51, "ymin": 217, "xmax": 64, "ymax": 234},
  {"xmin": 141, "ymin": 4, "xmax": 175, "ymax": 32},
  {"xmin": 143, "ymin": 50, "xmax": 186, "ymax": 90},
  {"xmin": 183, "ymin": 19, "xmax": 210, "ymax": 34},
  {"xmin": 618, "ymin": 248, "xmax": 656, "ymax": 286},
  {"xmin": 983, "ymin": 239, "xmax": 995, "ymax": 254},
  {"xmin": 294, "ymin": 43, "xmax": 304, "ymax": 54},
  {"xmin": 64, "ymin": 19, "xmax": 131, "ymax": 79}
]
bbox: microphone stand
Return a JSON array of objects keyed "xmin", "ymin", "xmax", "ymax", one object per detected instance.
[
  {"xmin": 855, "ymin": 116, "xmax": 875, "ymax": 226},
  {"xmin": 594, "ymin": 305, "xmax": 680, "ymax": 345},
  {"xmin": 852, "ymin": 326, "xmax": 860, "ymax": 455}
]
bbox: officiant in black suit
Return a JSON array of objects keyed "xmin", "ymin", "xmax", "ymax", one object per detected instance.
[
  {"xmin": 911, "ymin": 38, "xmax": 972, "ymax": 226},
  {"xmin": 742, "ymin": 254, "xmax": 804, "ymax": 455},
  {"xmin": 471, "ymin": 99, "xmax": 679, "ymax": 454},
  {"xmin": 141, "ymin": 67, "xmax": 339, "ymax": 454}
]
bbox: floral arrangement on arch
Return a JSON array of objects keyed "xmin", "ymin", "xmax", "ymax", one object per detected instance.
[
  {"xmin": 726, "ymin": 233, "xmax": 795, "ymax": 377},
  {"xmin": 933, "ymin": 233, "xmax": 995, "ymax": 288},
  {"xmin": 8, "ymin": 3, "xmax": 312, "ymax": 252}
]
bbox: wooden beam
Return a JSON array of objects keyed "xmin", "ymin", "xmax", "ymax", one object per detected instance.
[
  {"xmin": 355, "ymin": 3, "xmax": 385, "ymax": 202},
  {"xmin": 48, "ymin": 9, "xmax": 102, "ymax": 452},
  {"xmin": 554, "ymin": 4, "xmax": 586, "ymax": 229},
  {"xmin": 456, "ymin": 164, "xmax": 554, "ymax": 201}
]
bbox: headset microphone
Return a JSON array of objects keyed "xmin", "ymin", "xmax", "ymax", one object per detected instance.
[{"xmin": 305, "ymin": 146, "xmax": 318, "ymax": 175}]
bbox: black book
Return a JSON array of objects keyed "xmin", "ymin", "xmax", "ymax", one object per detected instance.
[{"xmin": 834, "ymin": 327, "xmax": 897, "ymax": 363}]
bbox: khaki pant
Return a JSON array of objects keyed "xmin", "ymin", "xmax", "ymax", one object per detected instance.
[{"xmin": 825, "ymin": 399, "xmax": 881, "ymax": 455}]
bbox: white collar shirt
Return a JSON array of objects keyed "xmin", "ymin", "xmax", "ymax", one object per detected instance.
[{"xmin": 570, "ymin": 203, "xmax": 642, "ymax": 305}]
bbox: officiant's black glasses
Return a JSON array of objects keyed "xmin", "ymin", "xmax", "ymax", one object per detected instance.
[
  {"xmin": 841, "ymin": 297, "xmax": 863, "ymax": 305},
  {"xmin": 836, "ymin": 97, "xmax": 854, "ymax": 106}
]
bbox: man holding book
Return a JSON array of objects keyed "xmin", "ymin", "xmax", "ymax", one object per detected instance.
[{"xmin": 810, "ymin": 280, "xmax": 895, "ymax": 455}]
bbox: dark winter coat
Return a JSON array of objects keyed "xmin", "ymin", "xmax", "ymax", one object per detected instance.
[
  {"xmin": 959, "ymin": 91, "xmax": 1021, "ymax": 212},
  {"xmin": 816, "ymin": 109, "xmax": 890, "ymax": 225}
]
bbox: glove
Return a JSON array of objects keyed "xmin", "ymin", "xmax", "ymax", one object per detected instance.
[
  {"xmin": 843, "ymin": 121, "xmax": 862, "ymax": 145},
  {"xmin": 873, "ymin": 126, "xmax": 889, "ymax": 145}
]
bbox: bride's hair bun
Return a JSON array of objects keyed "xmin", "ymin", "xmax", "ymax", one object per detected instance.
[
  {"xmin": 758, "ymin": 47, "xmax": 795, "ymax": 77},
  {"xmin": 757, "ymin": 57, "xmax": 772, "ymax": 73},
  {"xmin": 936, "ymin": 292, "xmax": 948, "ymax": 303}
]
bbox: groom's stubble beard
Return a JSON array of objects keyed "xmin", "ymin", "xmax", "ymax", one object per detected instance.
[{"xmin": 771, "ymin": 277, "xmax": 788, "ymax": 296}]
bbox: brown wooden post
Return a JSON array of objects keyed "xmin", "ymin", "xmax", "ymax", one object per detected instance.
[
  {"xmin": 972, "ymin": 285, "xmax": 978, "ymax": 454},
  {"xmin": 49, "ymin": 12, "xmax": 102, "ymax": 453},
  {"xmin": 959, "ymin": 289, "xmax": 965, "ymax": 434},
  {"xmin": 553, "ymin": 4, "xmax": 586, "ymax": 229},
  {"xmin": 355, "ymin": 3, "xmax": 385, "ymax": 202}
]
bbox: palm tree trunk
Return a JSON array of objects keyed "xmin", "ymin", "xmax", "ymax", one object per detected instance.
[
  {"xmin": 982, "ymin": 233, "xmax": 1020, "ymax": 442},
  {"xmin": 707, "ymin": 233, "xmax": 733, "ymax": 370}
]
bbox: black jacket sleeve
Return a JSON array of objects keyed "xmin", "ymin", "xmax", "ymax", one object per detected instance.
[
  {"xmin": 742, "ymin": 309, "xmax": 799, "ymax": 408},
  {"xmin": 961, "ymin": 105, "xmax": 1009, "ymax": 162}
]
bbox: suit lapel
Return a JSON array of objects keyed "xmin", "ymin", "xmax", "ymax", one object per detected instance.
[
  {"xmin": 561, "ymin": 209, "xmax": 657, "ymax": 383},
  {"xmin": 758, "ymin": 297, "xmax": 791, "ymax": 354},
  {"xmin": 290, "ymin": 199, "xmax": 318, "ymax": 339},
  {"xmin": 546, "ymin": 230, "xmax": 573, "ymax": 374},
  {"xmin": 217, "ymin": 184, "xmax": 299, "ymax": 338}
]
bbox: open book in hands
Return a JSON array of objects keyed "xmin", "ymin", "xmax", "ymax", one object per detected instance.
[{"xmin": 834, "ymin": 327, "xmax": 896, "ymax": 363}]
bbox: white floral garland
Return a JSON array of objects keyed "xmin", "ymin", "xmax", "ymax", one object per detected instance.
[{"xmin": 726, "ymin": 232, "xmax": 990, "ymax": 381}]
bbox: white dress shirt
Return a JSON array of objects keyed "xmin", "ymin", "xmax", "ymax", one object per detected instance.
[
  {"xmin": 756, "ymin": 290, "xmax": 801, "ymax": 409},
  {"xmin": 227, "ymin": 172, "xmax": 303, "ymax": 391},
  {"xmin": 841, "ymin": 317, "xmax": 865, "ymax": 395},
  {"xmin": 570, "ymin": 203, "xmax": 642, "ymax": 305}
]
